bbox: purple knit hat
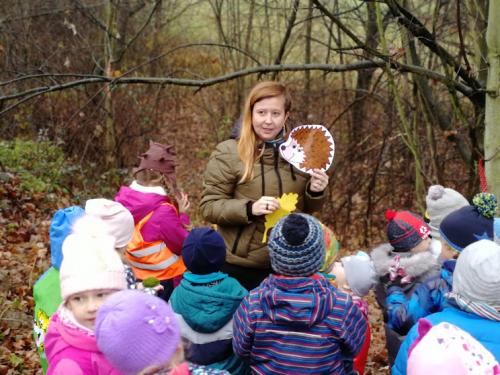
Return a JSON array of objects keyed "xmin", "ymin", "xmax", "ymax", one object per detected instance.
[{"xmin": 95, "ymin": 290, "xmax": 180, "ymax": 375}]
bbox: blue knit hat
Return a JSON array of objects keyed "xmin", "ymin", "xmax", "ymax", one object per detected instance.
[
  {"xmin": 268, "ymin": 213, "xmax": 325, "ymax": 276},
  {"xmin": 439, "ymin": 193, "xmax": 497, "ymax": 252},
  {"xmin": 385, "ymin": 210, "xmax": 430, "ymax": 252},
  {"xmin": 182, "ymin": 227, "xmax": 226, "ymax": 274},
  {"xmin": 49, "ymin": 206, "xmax": 85, "ymax": 270}
]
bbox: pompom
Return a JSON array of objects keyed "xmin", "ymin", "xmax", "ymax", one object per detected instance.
[
  {"xmin": 385, "ymin": 209, "xmax": 397, "ymax": 221},
  {"xmin": 72, "ymin": 215, "xmax": 112, "ymax": 238},
  {"xmin": 428, "ymin": 185, "xmax": 445, "ymax": 200},
  {"xmin": 282, "ymin": 214, "xmax": 309, "ymax": 245},
  {"xmin": 472, "ymin": 193, "xmax": 498, "ymax": 219}
]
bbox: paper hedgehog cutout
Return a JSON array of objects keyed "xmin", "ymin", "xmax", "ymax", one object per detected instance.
[{"xmin": 279, "ymin": 125, "xmax": 335, "ymax": 173}]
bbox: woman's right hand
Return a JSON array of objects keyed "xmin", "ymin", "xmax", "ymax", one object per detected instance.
[{"xmin": 252, "ymin": 196, "xmax": 280, "ymax": 216}]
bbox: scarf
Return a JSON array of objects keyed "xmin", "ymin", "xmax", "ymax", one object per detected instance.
[{"xmin": 446, "ymin": 292, "xmax": 500, "ymax": 322}]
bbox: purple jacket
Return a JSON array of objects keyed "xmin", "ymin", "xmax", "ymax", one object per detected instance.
[
  {"xmin": 45, "ymin": 312, "xmax": 121, "ymax": 375},
  {"xmin": 115, "ymin": 186, "xmax": 190, "ymax": 255}
]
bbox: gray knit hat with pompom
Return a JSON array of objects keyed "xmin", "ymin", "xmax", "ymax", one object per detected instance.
[
  {"xmin": 268, "ymin": 213, "xmax": 325, "ymax": 277},
  {"xmin": 426, "ymin": 185, "xmax": 469, "ymax": 240}
]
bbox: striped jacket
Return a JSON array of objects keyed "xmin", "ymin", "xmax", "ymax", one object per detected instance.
[{"xmin": 233, "ymin": 275, "xmax": 367, "ymax": 374}]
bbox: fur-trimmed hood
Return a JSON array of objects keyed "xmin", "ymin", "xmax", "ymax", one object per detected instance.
[{"xmin": 371, "ymin": 243, "xmax": 440, "ymax": 280}]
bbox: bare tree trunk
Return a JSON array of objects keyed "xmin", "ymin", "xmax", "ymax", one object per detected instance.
[
  {"xmin": 303, "ymin": 0, "xmax": 313, "ymax": 121},
  {"xmin": 485, "ymin": 0, "xmax": 500, "ymax": 206}
]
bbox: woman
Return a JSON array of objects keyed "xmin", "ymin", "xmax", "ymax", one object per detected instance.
[{"xmin": 200, "ymin": 81, "xmax": 329, "ymax": 290}]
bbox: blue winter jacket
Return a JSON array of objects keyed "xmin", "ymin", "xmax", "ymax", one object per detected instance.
[
  {"xmin": 386, "ymin": 260, "xmax": 455, "ymax": 334},
  {"xmin": 170, "ymin": 272, "xmax": 249, "ymax": 374},
  {"xmin": 233, "ymin": 274, "xmax": 367, "ymax": 375},
  {"xmin": 392, "ymin": 306, "xmax": 500, "ymax": 375}
]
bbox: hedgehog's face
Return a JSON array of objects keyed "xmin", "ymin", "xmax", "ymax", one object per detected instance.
[
  {"xmin": 252, "ymin": 95, "xmax": 288, "ymax": 141},
  {"xmin": 280, "ymin": 138, "xmax": 305, "ymax": 164}
]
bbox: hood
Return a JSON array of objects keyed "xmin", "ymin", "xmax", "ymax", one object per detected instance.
[
  {"xmin": 115, "ymin": 185, "xmax": 169, "ymax": 223},
  {"xmin": 45, "ymin": 312, "xmax": 99, "ymax": 360},
  {"xmin": 371, "ymin": 243, "xmax": 440, "ymax": 279},
  {"xmin": 170, "ymin": 277, "xmax": 247, "ymax": 333},
  {"xmin": 258, "ymin": 275, "xmax": 335, "ymax": 327}
]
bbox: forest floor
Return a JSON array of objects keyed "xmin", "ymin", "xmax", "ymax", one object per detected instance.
[{"xmin": 0, "ymin": 174, "xmax": 390, "ymax": 374}]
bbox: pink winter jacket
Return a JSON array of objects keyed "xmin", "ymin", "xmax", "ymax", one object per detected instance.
[
  {"xmin": 115, "ymin": 185, "xmax": 190, "ymax": 255},
  {"xmin": 45, "ymin": 312, "xmax": 122, "ymax": 375}
]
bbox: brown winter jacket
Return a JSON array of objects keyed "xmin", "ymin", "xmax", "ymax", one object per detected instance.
[{"xmin": 200, "ymin": 139, "xmax": 327, "ymax": 269}]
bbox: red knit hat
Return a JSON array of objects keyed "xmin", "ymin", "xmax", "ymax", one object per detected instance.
[{"xmin": 385, "ymin": 210, "xmax": 430, "ymax": 252}]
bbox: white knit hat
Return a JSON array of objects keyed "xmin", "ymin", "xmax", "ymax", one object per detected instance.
[
  {"xmin": 85, "ymin": 198, "xmax": 134, "ymax": 248},
  {"xmin": 426, "ymin": 185, "xmax": 468, "ymax": 240},
  {"xmin": 452, "ymin": 239, "xmax": 500, "ymax": 306},
  {"xmin": 60, "ymin": 216, "xmax": 127, "ymax": 301}
]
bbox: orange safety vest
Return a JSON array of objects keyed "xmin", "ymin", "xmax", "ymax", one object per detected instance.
[{"xmin": 126, "ymin": 203, "xmax": 186, "ymax": 281}]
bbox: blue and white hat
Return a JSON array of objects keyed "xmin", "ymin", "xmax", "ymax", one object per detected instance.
[
  {"xmin": 439, "ymin": 193, "xmax": 497, "ymax": 252},
  {"xmin": 268, "ymin": 213, "xmax": 325, "ymax": 277}
]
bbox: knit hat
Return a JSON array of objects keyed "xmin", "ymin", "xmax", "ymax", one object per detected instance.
[
  {"xmin": 319, "ymin": 223, "xmax": 340, "ymax": 273},
  {"xmin": 60, "ymin": 216, "xmax": 127, "ymax": 301},
  {"xmin": 85, "ymin": 198, "xmax": 134, "ymax": 248},
  {"xmin": 385, "ymin": 210, "xmax": 430, "ymax": 252},
  {"xmin": 182, "ymin": 227, "xmax": 226, "ymax": 274},
  {"xmin": 134, "ymin": 140, "xmax": 178, "ymax": 192},
  {"xmin": 49, "ymin": 206, "xmax": 85, "ymax": 270},
  {"xmin": 95, "ymin": 289, "xmax": 180, "ymax": 375},
  {"xmin": 439, "ymin": 193, "xmax": 497, "ymax": 252},
  {"xmin": 268, "ymin": 213, "xmax": 325, "ymax": 277},
  {"xmin": 341, "ymin": 251, "xmax": 376, "ymax": 297},
  {"xmin": 407, "ymin": 320, "xmax": 500, "ymax": 375},
  {"xmin": 452, "ymin": 239, "xmax": 500, "ymax": 306},
  {"xmin": 425, "ymin": 185, "xmax": 469, "ymax": 240}
]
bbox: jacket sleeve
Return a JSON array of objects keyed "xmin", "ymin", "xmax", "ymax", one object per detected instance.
[
  {"xmin": 303, "ymin": 181, "xmax": 328, "ymax": 214},
  {"xmin": 338, "ymin": 297, "xmax": 368, "ymax": 358},
  {"xmin": 386, "ymin": 275, "xmax": 448, "ymax": 335},
  {"xmin": 48, "ymin": 359, "xmax": 84, "ymax": 375},
  {"xmin": 200, "ymin": 142, "xmax": 252, "ymax": 226},
  {"xmin": 143, "ymin": 205, "xmax": 189, "ymax": 256},
  {"xmin": 232, "ymin": 295, "xmax": 255, "ymax": 359},
  {"xmin": 392, "ymin": 322, "xmax": 419, "ymax": 375}
]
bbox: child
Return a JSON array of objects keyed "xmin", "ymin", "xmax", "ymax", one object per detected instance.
[
  {"xmin": 329, "ymin": 251, "xmax": 376, "ymax": 375},
  {"xmin": 370, "ymin": 210, "xmax": 440, "ymax": 365},
  {"xmin": 233, "ymin": 213, "xmax": 367, "ymax": 374},
  {"xmin": 33, "ymin": 206, "xmax": 85, "ymax": 372},
  {"xmin": 439, "ymin": 192, "xmax": 497, "ymax": 254},
  {"xmin": 115, "ymin": 140, "xmax": 190, "ymax": 301},
  {"xmin": 170, "ymin": 228, "xmax": 249, "ymax": 374},
  {"xmin": 385, "ymin": 193, "xmax": 498, "ymax": 341},
  {"xmin": 44, "ymin": 217, "xmax": 127, "ymax": 374},
  {"xmin": 425, "ymin": 185, "xmax": 468, "ymax": 259},
  {"xmin": 407, "ymin": 320, "xmax": 500, "ymax": 374},
  {"xmin": 95, "ymin": 289, "xmax": 230, "ymax": 374},
  {"xmin": 393, "ymin": 239, "xmax": 500, "ymax": 374}
]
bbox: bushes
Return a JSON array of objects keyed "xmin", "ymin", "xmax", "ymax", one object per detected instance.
[{"xmin": 0, "ymin": 139, "xmax": 68, "ymax": 194}]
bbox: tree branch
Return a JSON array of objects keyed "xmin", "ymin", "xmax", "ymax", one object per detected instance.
[
  {"xmin": 384, "ymin": 0, "xmax": 481, "ymax": 90},
  {"xmin": 0, "ymin": 60, "xmax": 482, "ymax": 117}
]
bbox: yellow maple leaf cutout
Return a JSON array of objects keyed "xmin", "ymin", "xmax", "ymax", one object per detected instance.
[{"xmin": 262, "ymin": 193, "xmax": 299, "ymax": 243}]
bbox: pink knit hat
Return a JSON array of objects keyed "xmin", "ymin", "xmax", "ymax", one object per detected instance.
[
  {"xmin": 60, "ymin": 216, "xmax": 127, "ymax": 301},
  {"xmin": 85, "ymin": 198, "xmax": 134, "ymax": 248},
  {"xmin": 408, "ymin": 319, "xmax": 500, "ymax": 375}
]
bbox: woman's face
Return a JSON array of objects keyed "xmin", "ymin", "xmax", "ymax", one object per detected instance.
[{"xmin": 252, "ymin": 95, "xmax": 288, "ymax": 141}]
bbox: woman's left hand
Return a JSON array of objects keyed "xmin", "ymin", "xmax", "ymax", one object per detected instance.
[{"xmin": 309, "ymin": 169, "xmax": 329, "ymax": 193}]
